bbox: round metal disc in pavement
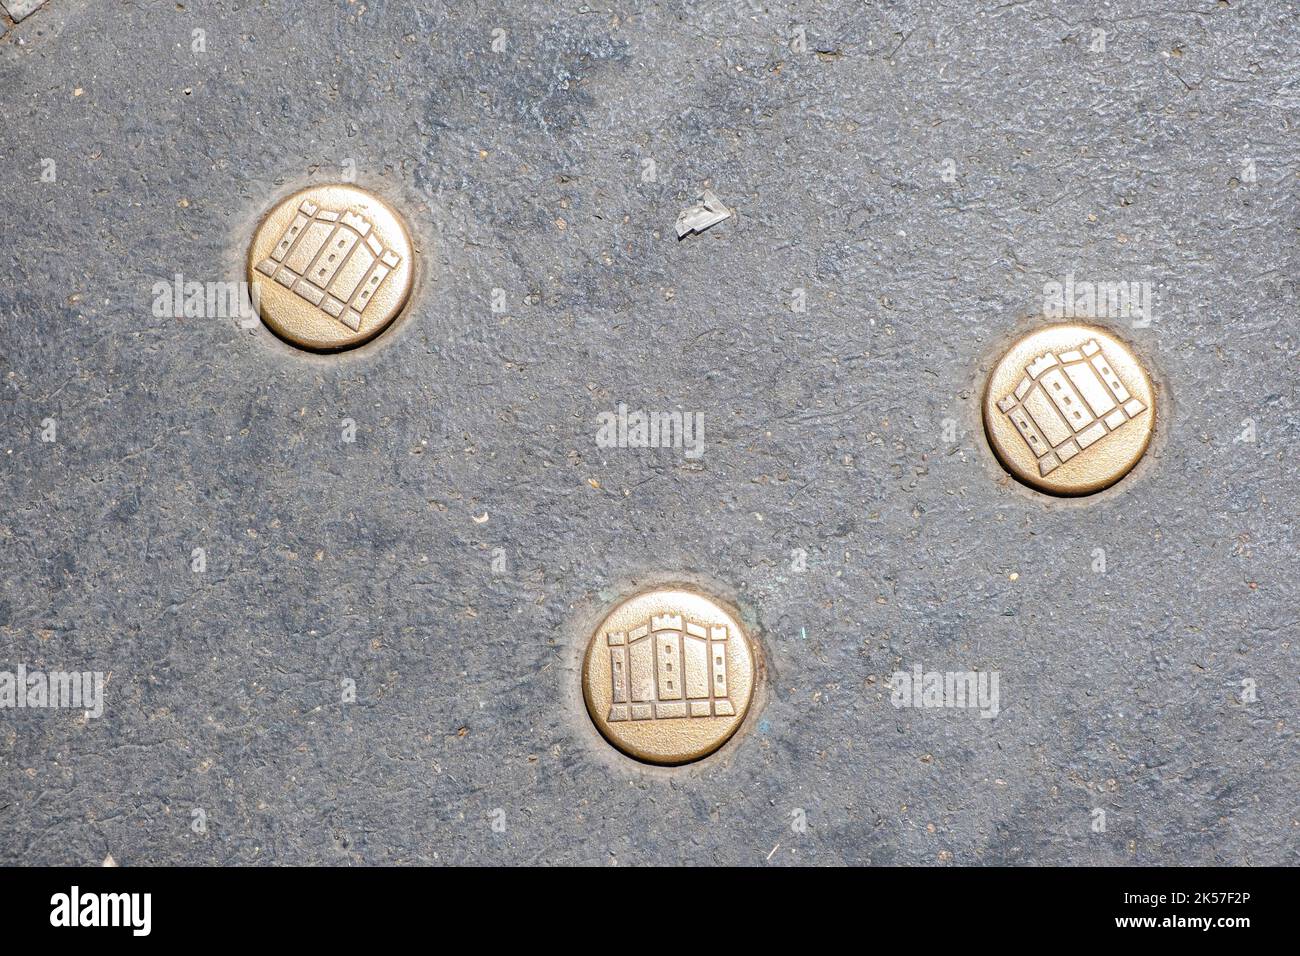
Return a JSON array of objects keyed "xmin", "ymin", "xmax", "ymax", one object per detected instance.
[
  {"xmin": 983, "ymin": 325, "xmax": 1156, "ymax": 496},
  {"xmin": 583, "ymin": 588, "xmax": 757, "ymax": 765},
  {"xmin": 247, "ymin": 184, "xmax": 414, "ymax": 351}
]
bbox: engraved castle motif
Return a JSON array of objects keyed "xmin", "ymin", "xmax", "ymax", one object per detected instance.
[
  {"xmin": 255, "ymin": 200, "xmax": 401, "ymax": 332},
  {"xmin": 997, "ymin": 339, "xmax": 1146, "ymax": 476},
  {"xmin": 606, "ymin": 614, "xmax": 734, "ymax": 722}
]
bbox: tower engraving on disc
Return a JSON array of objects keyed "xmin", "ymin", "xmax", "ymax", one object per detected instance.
[
  {"xmin": 582, "ymin": 588, "xmax": 757, "ymax": 764},
  {"xmin": 983, "ymin": 325, "xmax": 1156, "ymax": 495},
  {"xmin": 605, "ymin": 614, "xmax": 735, "ymax": 723},
  {"xmin": 247, "ymin": 185, "xmax": 414, "ymax": 351},
  {"xmin": 254, "ymin": 200, "xmax": 402, "ymax": 333},
  {"xmin": 996, "ymin": 338, "xmax": 1147, "ymax": 477}
]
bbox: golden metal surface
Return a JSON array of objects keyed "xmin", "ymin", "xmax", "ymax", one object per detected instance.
[
  {"xmin": 247, "ymin": 185, "xmax": 414, "ymax": 351},
  {"xmin": 583, "ymin": 588, "xmax": 756, "ymax": 765},
  {"xmin": 983, "ymin": 324, "xmax": 1156, "ymax": 495}
]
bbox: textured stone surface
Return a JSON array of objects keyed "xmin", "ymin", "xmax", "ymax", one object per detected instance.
[{"xmin": 0, "ymin": 0, "xmax": 1296, "ymax": 865}]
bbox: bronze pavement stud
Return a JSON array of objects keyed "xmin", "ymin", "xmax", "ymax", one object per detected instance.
[
  {"xmin": 983, "ymin": 324, "xmax": 1156, "ymax": 495},
  {"xmin": 583, "ymin": 588, "xmax": 757, "ymax": 765},
  {"xmin": 247, "ymin": 184, "xmax": 414, "ymax": 351}
]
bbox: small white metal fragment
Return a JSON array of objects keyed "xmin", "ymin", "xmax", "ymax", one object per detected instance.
[
  {"xmin": 1, "ymin": 0, "xmax": 45, "ymax": 22},
  {"xmin": 675, "ymin": 189, "xmax": 732, "ymax": 238}
]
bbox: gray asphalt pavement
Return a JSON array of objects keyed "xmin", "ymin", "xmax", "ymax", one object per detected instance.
[{"xmin": 0, "ymin": 0, "xmax": 1295, "ymax": 865}]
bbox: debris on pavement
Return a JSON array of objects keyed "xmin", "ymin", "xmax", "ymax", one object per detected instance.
[
  {"xmin": 675, "ymin": 189, "xmax": 732, "ymax": 239},
  {"xmin": 2, "ymin": 0, "xmax": 46, "ymax": 24}
]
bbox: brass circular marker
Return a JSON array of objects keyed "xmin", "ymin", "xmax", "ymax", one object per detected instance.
[
  {"xmin": 247, "ymin": 184, "xmax": 414, "ymax": 351},
  {"xmin": 984, "ymin": 324, "xmax": 1155, "ymax": 495},
  {"xmin": 583, "ymin": 588, "xmax": 756, "ymax": 765}
]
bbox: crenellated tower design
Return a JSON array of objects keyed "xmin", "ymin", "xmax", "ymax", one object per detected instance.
[
  {"xmin": 997, "ymin": 339, "xmax": 1147, "ymax": 476},
  {"xmin": 254, "ymin": 200, "xmax": 402, "ymax": 332},
  {"xmin": 606, "ymin": 613, "xmax": 733, "ymax": 722}
]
